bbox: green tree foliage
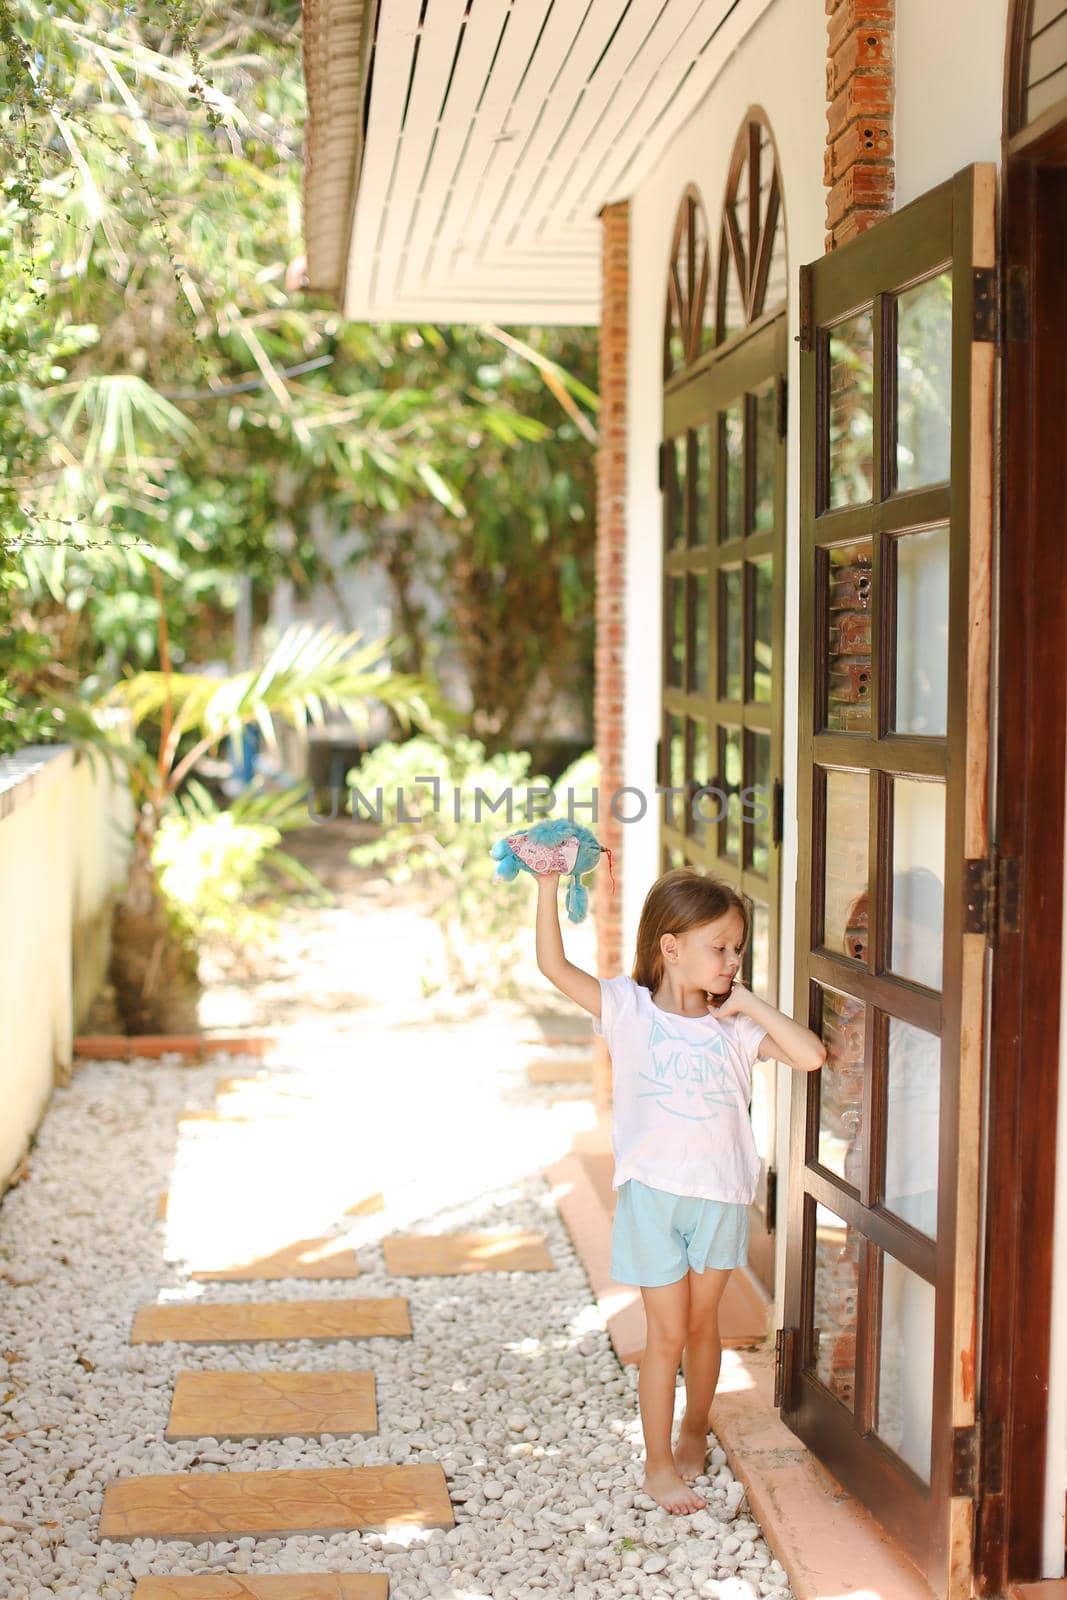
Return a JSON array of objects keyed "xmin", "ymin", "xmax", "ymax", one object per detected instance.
[{"xmin": 0, "ymin": 0, "xmax": 596, "ymax": 746}]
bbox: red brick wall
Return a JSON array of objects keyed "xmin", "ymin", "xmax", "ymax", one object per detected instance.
[
  {"xmin": 825, "ymin": 0, "xmax": 895, "ymax": 248},
  {"xmin": 593, "ymin": 201, "xmax": 629, "ymax": 1109}
]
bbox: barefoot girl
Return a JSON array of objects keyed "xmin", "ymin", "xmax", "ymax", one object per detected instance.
[{"xmin": 535, "ymin": 866, "xmax": 826, "ymax": 1515}]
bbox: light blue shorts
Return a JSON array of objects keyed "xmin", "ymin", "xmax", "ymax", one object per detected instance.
[{"xmin": 610, "ymin": 1179, "xmax": 749, "ymax": 1287}]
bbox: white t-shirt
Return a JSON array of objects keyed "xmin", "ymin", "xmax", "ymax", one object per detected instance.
[{"xmin": 593, "ymin": 975, "xmax": 770, "ymax": 1205}]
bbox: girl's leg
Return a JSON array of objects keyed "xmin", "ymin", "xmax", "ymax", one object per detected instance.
[
  {"xmin": 639, "ymin": 1278, "xmax": 707, "ymax": 1514},
  {"xmin": 675, "ymin": 1265, "xmax": 733, "ymax": 1480}
]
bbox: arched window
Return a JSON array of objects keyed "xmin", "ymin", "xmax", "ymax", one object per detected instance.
[
  {"xmin": 663, "ymin": 186, "xmax": 713, "ymax": 380},
  {"xmin": 1006, "ymin": 0, "xmax": 1067, "ymax": 136},
  {"xmin": 715, "ymin": 111, "xmax": 787, "ymax": 345}
]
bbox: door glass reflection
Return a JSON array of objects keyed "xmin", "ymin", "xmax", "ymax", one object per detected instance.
[
  {"xmin": 826, "ymin": 540, "xmax": 873, "ymax": 732},
  {"xmin": 817, "ymin": 986, "xmax": 866, "ymax": 1190},
  {"xmin": 690, "ymin": 572, "xmax": 709, "ymax": 695},
  {"xmin": 694, "ymin": 426, "xmax": 711, "ymax": 545},
  {"xmin": 670, "ymin": 435, "xmax": 687, "ymax": 548},
  {"xmin": 720, "ymin": 726, "xmax": 742, "ymax": 862},
  {"xmin": 890, "ymin": 778, "xmax": 945, "ymax": 989},
  {"xmin": 689, "ymin": 717, "xmax": 710, "ymax": 842},
  {"xmin": 752, "ymin": 558, "xmax": 773, "ymax": 704},
  {"xmin": 823, "ymin": 769, "xmax": 869, "ymax": 957},
  {"xmin": 721, "ymin": 568, "xmax": 743, "ymax": 701},
  {"xmin": 664, "ymin": 713, "xmax": 685, "ymax": 832},
  {"xmin": 884, "ymin": 1017, "xmax": 940, "ymax": 1238},
  {"xmin": 894, "ymin": 525, "xmax": 948, "ymax": 736},
  {"xmin": 753, "ymin": 384, "xmax": 777, "ymax": 532},
  {"xmin": 877, "ymin": 1252, "xmax": 936, "ymax": 1483},
  {"xmin": 746, "ymin": 729, "xmax": 771, "ymax": 877},
  {"xmin": 896, "ymin": 273, "xmax": 952, "ymax": 492},
  {"xmin": 667, "ymin": 576, "xmax": 685, "ymax": 690},
  {"xmin": 810, "ymin": 1201, "xmax": 860, "ymax": 1410},
  {"xmin": 721, "ymin": 403, "xmax": 744, "ymax": 541},
  {"xmin": 828, "ymin": 310, "xmax": 875, "ymax": 510}
]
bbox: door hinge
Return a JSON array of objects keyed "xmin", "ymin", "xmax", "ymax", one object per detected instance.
[
  {"xmin": 774, "ymin": 1325, "xmax": 797, "ymax": 1408},
  {"xmin": 963, "ymin": 846, "xmax": 1020, "ymax": 938},
  {"xmin": 657, "ymin": 440, "xmax": 667, "ymax": 492},
  {"xmin": 775, "ymin": 374, "xmax": 788, "ymax": 441},
  {"xmin": 972, "ymin": 266, "xmax": 999, "ymax": 342},
  {"xmin": 765, "ymin": 1165, "xmax": 778, "ymax": 1235},
  {"xmin": 771, "ymin": 776, "xmax": 784, "ymax": 848},
  {"xmin": 655, "ymin": 736, "xmax": 663, "ymax": 787},
  {"xmin": 952, "ymin": 1417, "xmax": 1004, "ymax": 1497},
  {"xmin": 797, "ymin": 263, "xmax": 814, "ymax": 354},
  {"xmin": 1006, "ymin": 263, "xmax": 1030, "ymax": 342}
]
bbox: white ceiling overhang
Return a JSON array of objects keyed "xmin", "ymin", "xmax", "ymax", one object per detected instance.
[{"xmin": 304, "ymin": 0, "xmax": 775, "ymax": 325}]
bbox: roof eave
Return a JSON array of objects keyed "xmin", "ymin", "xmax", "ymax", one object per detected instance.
[{"xmin": 302, "ymin": 0, "xmax": 376, "ymax": 304}]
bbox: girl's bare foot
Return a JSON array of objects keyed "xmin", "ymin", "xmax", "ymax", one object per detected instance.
[
  {"xmin": 674, "ymin": 1424, "xmax": 708, "ymax": 1482},
  {"xmin": 642, "ymin": 1463, "xmax": 707, "ymax": 1514}
]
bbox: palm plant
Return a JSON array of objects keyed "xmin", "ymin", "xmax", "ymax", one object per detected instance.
[{"xmin": 64, "ymin": 619, "xmax": 449, "ymax": 1033}]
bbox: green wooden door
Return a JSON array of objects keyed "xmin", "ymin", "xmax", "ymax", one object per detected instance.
[{"xmin": 780, "ymin": 165, "xmax": 997, "ymax": 1600}]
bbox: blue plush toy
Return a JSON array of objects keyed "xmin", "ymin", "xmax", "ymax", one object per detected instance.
[{"xmin": 490, "ymin": 818, "xmax": 615, "ymax": 924}]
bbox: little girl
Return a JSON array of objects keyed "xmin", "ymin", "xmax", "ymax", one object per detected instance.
[{"xmin": 534, "ymin": 865, "xmax": 826, "ymax": 1515}]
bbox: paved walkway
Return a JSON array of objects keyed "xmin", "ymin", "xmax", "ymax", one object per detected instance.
[{"xmin": 0, "ymin": 825, "xmax": 793, "ymax": 1599}]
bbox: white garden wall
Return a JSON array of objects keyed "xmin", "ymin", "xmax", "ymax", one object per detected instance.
[{"xmin": 0, "ymin": 746, "xmax": 130, "ymax": 1191}]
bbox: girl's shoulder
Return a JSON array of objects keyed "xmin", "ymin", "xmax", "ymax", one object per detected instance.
[{"xmin": 593, "ymin": 974, "xmax": 648, "ymax": 1038}]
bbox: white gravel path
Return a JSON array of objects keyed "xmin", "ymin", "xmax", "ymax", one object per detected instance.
[{"xmin": 0, "ymin": 846, "xmax": 795, "ymax": 1600}]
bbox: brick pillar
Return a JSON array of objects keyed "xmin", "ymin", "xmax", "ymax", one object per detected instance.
[
  {"xmin": 593, "ymin": 201, "xmax": 629, "ymax": 1111},
  {"xmin": 825, "ymin": 0, "xmax": 894, "ymax": 249}
]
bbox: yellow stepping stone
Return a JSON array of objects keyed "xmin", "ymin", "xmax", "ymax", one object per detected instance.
[
  {"xmin": 99, "ymin": 1463, "xmax": 454, "ymax": 1541},
  {"xmin": 134, "ymin": 1580, "xmax": 386, "ymax": 1599},
  {"xmin": 190, "ymin": 1235, "xmax": 360, "ymax": 1281},
  {"xmin": 134, "ymin": 1579, "xmax": 385, "ymax": 1599},
  {"xmin": 166, "ymin": 1370, "xmax": 377, "ymax": 1440},
  {"xmin": 131, "ymin": 1298, "xmax": 411, "ymax": 1345},
  {"xmin": 383, "ymin": 1230, "xmax": 554, "ymax": 1276}
]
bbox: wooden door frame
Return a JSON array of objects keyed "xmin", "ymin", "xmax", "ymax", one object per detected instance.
[{"xmin": 974, "ymin": 113, "xmax": 1067, "ymax": 1594}]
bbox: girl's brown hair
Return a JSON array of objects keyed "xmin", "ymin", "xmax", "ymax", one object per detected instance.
[{"xmin": 632, "ymin": 869, "xmax": 751, "ymax": 999}]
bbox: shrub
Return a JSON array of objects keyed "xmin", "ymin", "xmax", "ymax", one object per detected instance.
[{"xmin": 347, "ymin": 736, "xmax": 597, "ymax": 996}]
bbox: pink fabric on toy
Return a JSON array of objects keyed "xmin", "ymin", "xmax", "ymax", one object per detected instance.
[{"xmin": 507, "ymin": 832, "xmax": 580, "ymax": 875}]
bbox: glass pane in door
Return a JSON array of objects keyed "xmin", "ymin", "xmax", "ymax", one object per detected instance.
[
  {"xmin": 719, "ymin": 725, "xmax": 742, "ymax": 862},
  {"xmin": 688, "ymin": 717, "xmax": 710, "ymax": 843},
  {"xmin": 876, "ymin": 1252, "xmax": 936, "ymax": 1482},
  {"xmin": 810, "ymin": 1201, "xmax": 861, "ymax": 1409},
  {"xmin": 720, "ymin": 402, "xmax": 744, "ymax": 541},
  {"xmin": 694, "ymin": 425, "xmax": 712, "ymax": 545},
  {"xmin": 817, "ymin": 985, "xmax": 866, "ymax": 1189},
  {"xmin": 890, "ymin": 778, "xmax": 945, "ymax": 989},
  {"xmin": 884, "ymin": 1017, "xmax": 940, "ymax": 1238},
  {"xmin": 826, "ymin": 540, "xmax": 873, "ymax": 732},
  {"xmin": 689, "ymin": 573, "xmax": 709, "ymax": 694},
  {"xmin": 751, "ymin": 558, "xmax": 773, "ymax": 704},
  {"xmin": 664, "ymin": 713, "xmax": 685, "ymax": 831},
  {"xmin": 823, "ymin": 769, "xmax": 869, "ymax": 957},
  {"xmin": 895, "ymin": 273, "xmax": 952, "ymax": 492},
  {"xmin": 753, "ymin": 384, "xmax": 777, "ymax": 533},
  {"xmin": 894, "ymin": 525, "xmax": 949, "ymax": 736},
  {"xmin": 667, "ymin": 576, "xmax": 685, "ymax": 689},
  {"xmin": 828, "ymin": 310, "xmax": 875, "ymax": 509},
  {"xmin": 670, "ymin": 436, "xmax": 688, "ymax": 547},
  {"xmin": 720, "ymin": 568, "xmax": 743, "ymax": 701},
  {"xmin": 746, "ymin": 728, "xmax": 771, "ymax": 876}
]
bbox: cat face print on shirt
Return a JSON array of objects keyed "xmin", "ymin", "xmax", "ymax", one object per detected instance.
[{"xmin": 638, "ymin": 1014, "xmax": 741, "ymax": 1121}]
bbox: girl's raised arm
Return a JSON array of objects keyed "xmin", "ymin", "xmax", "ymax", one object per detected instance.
[{"xmin": 534, "ymin": 874, "xmax": 602, "ymax": 1020}]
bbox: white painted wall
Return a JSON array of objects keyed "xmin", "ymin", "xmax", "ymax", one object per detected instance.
[
  {"xmin": 894, "ymin": 0, "xmax": 1010, "ymax": 209},
  {"xmin": 0, "ymin": 747, "xmax": 130, "ymax": 1191}
]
